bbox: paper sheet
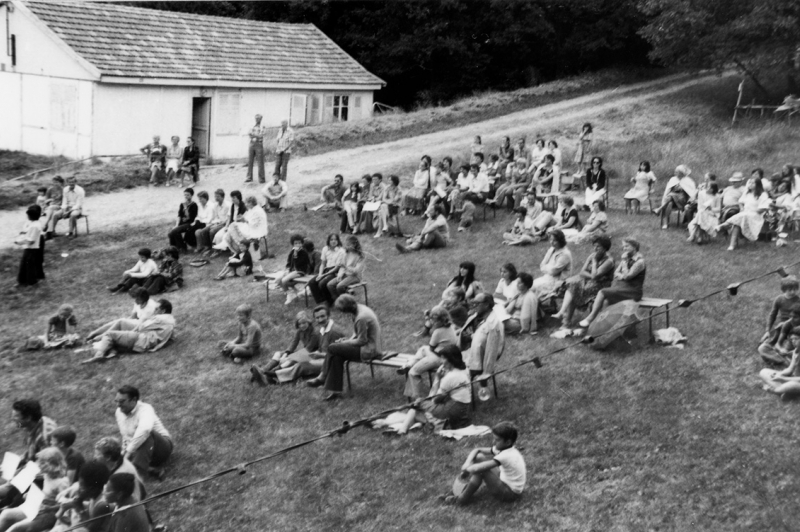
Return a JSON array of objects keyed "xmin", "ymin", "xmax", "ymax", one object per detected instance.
[
  {"xmin": 10, "ymin": 461, "xmax": 41, "ymax": 493},
  {"xmin": 19, "ymin": 484, "xmax": 44, "ymax": 520},
  {"xmin": 1, "ymin": 452, "xmax": 21, "ymax": 481}
]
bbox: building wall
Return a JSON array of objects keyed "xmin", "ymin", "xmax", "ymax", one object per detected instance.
[{"xmin": 0, "ymin": 3, "xmax": 96, "ymax": 157}]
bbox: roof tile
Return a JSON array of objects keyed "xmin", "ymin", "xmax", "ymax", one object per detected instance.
[{"xmin": 25, "ymin": 1, "xmax": 384, "ymax": 86}]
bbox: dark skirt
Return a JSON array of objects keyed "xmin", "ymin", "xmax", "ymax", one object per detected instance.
[
  {"xmin": 18, "ymin": 247, "xmax": 43, "ymax": 286},
  {"xmin": 666, "ymin": 190, "xmax": 690, "ymax": 211},
  {"xmin": 428, "ymin": 398, "xmax": 471, "ymax": 430},
  {"xmin": 601, "ymin": 280, "xmax": 643, "ymax": 306},
  {"xmin": 565, "ymin": 275, "xmax": 610, "ymax": 308}
]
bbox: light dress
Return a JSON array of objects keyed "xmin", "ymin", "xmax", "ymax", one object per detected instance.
[
  {"xmin": 726, "ymin": 191, "xmax": 770, "ymax": 241},
  {"xmin": 624, "ymin": 171, "xmax": 657, "ymax": 203}
]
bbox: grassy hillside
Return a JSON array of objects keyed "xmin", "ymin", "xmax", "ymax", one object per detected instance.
[{"xmin": 1, "ymin": 75, "xmax": 800, "ymax": 531}]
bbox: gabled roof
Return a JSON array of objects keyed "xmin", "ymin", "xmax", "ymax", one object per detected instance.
[{"xmin": 24, "ymin": 1, "xmax": 385, "ymax": 87}]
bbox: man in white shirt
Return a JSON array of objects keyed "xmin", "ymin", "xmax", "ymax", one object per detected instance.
[
  {"xmin": 263, "ymin": 173, "xmax": 289, "ymax": 211},
  {"xmin": 274, "ymin": 120, "xmax": 295, "ymax": 181},
  {"xmin": 114, "ymin": 385, "xmax": 173, "ymax": 480},
  {"xmin": 458, "ymin": 293, "xmax": 505, "ymax": 397},
  {"xmin": 465, "ymin": 164, "xmax": 490, "ymax": 204},
  {"xmin": 47, "ymin": 175, "xmax": 85, "ymax": 239},
  {"xmin": 225, "ymin": 196, "xmax": 268, "ymax": 254},
  {"xmin": 196, "ymin": 189, "xmax": 228, "ymax": 254}
]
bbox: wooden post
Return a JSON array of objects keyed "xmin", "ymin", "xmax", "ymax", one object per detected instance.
[{"xmin": 732, "ymin": 80, "xmax": 744, "ymax": 126}]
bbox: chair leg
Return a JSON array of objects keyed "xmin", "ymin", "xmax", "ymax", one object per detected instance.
[
  {"xmin": 369, "ymin": 362, "xmax": 375, "ymax": 379},
  {"xmin": 84, "ymin": 216, "xmax": 90, "ymax": 234},
  {"xmin": 470, "ymin": 381, "xmax": 476, "ymax": 411},
  {"xmin": 492, "ymin": 375, "xmax": 499, "ymax": 398},
  {"xmin": 363, "ymin": 285, "xmax": 368, "ymax": 307},
  {"xmin": 345, "ymin": 361, "xmax": 352, "ymax": 392}
]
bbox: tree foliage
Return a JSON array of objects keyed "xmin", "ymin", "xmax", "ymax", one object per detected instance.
[
  {"xmin": 638, "ymin": 0, "xmax": 800, "ymax": 76},
  {"xmin": 124, "ymin": 0, "xmax": 650, "ymax": 108}
]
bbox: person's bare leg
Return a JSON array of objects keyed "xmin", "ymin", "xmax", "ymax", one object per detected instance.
[
  {"xmin": 581, "ymin": 292, "xmax": 606, "ymax": 326},
  {"xmin": 660, "ymin": 202, "xmax": 673, "ymax": 229},
  {"xmin": 728, "ymin": 226, "xmax": 740, "ymax": 250},
  {"xmin": 553, "ymin": 290, "xmax": 573, "ymax": 321}
]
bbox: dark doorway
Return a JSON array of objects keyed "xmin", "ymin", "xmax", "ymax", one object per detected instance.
[{"xmin": 192, "ymin": 97, "xmax": 211, "ymax": 157}]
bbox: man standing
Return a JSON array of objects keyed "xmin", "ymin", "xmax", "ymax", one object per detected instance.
[
  {"xmin": 275, "ymin": 119, "xmax": 295, "ymax": 181},
  {"xmin": 114, "ymin": 385, "xmax": 173, "ymax": 480},
  {"xmin": 47, "ymin": 175, "xmax": 84, "ymax": 239},
  {"xmin": 140, "ymin": 135, "xmax": 167, "ymax": 185},
  {"xmin": 245, "ymin": 114, "xmax": 267, "ymax": 184},
  {"xmin": 180, "ymin": 136, "xmax": 201, "ymax": 185},
  {"xmin": 81, "ymin": 300, "xmax": 176, "ymax": 363},
  {"xmin": 458, "ymin": 292, "xmax": 505, "ymax": 401}
]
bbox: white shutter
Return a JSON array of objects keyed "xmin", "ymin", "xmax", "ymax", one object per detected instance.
[
  {"xmin": 352, "ymin": 95, "xmax": 362, "ymax": 120},
  {"xmin": 291, "ymin": 94, "xmax": 307, "ymax": 126},
  {"xmin": 323, "ymin": 95, "xmax": 334, "ymax": 123}
]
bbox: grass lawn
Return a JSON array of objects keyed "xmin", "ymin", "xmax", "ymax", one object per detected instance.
[{"xmin": 2, "ymin": 75, "xmax": 800, "ymax": 531}]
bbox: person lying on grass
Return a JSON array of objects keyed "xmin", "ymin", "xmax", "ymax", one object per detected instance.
[
  {"xmin": 23, "ymin": 303, "xmax": 80, "ymax": 351},
  {"xmin": 759, "ymin": 309, "xmax": 800, "ymax": 366},
  {"xmin": 219, "ymin": 304, "xmax": 262, "ymax": 364},
  {"xmin": 442, "ymin": 421, "xmax": 526, "ymax": 506},
  {"xmin": 86, "ymin": 288, "xmax": 158, "ymax": 343},
  {"xmin": 81, "ymin": 300, "xmax": 175, "ymax": 363},
  {"xmin": 103, "ymin": 473, "xmax": 150, "ymax": 532},
  {"xmin": 107, "ymin": 248, "xmax": 158, "ymax": 294},
  {"xmin": 251, "ymin": 305, "xmax": 346, "ymax": 386},
  {"xmin": 397, "ymin": 344, "xmax": 471, "ymax": 435},
  {"xmin": 759, "ymin": 329, "xmax": 800, "ymax": 398},
  {"xmin": 396, "ymin": 203, "xmax": 449, "ymax": 253}
]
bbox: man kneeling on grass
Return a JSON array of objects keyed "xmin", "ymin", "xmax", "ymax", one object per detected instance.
[
  {"xmin": 219, "ymin": 304, "xmax": 262, "ymax": 364},
  {"xmin": 82, "ymin": 300, "xmax": 175, "ymax": 363},
  {"xmin": 443, "ymin": 421, "xmax": 526, "ymax": 506}
]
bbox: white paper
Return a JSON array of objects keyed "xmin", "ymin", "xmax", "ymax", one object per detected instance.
[
  {"xmin": 19, "ymin": 484, "xmax": 44, "ymax": 520},
  {"xmin": 1, "ymin": 452, "xmax": 21, "ymax": 481},
  {"xmin": 10, "ymin": 461, "xmax": 40, "ymax": 493}
]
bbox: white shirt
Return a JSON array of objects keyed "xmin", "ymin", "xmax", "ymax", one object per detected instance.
[
  {"xmin": 493, "ymin": 446, "xmax": 526, "ymax": 494},
  {"xmin": 62, "ymin": 185, "xmax": 85, "ymax": 211},
  {"xmin": 133, "ymin": 299, "xmax": 159, "ymax": 321},
  {"xmin": 469, "ymin": 172, "xmax": 490, "ymax": 194},
  {"xmin": 320, "ymin": 319, "xmax": 334, "ymax": 336},
  {"xmin": 195, "ymin": 201, "xmax": 214, "ymax": 225},
  {"xmin": 116, "ymin": 401, "xmax": 171, "ymax": 455},
  {"xmin": 210, "ymin": 201, "xmax": 228, "ymax": 225},
  {"xmin": 241, "ymin": 206, "xmax": 268, "ymax": 239}
]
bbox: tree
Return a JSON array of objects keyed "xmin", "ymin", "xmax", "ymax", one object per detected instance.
[{"xmin": 638, "ymin": 0, "xmax": 800, "ymax": 96}]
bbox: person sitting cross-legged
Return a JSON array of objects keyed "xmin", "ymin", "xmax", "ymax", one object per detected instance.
[
  {"xmin": 759, "ymin": 328, "xmax": 800, "ymax": 398},
  {"xmin": 81, "ymin": 300, "xmax": 175, "ymax": 363},
  {"xmin": 442, "ymin": 421, "xmax": 526, "ymax": 506},
  {"xmin": 305, "ymin": 295, "xmax": 382, "ymax": 401},
  {"xmin": 263, "ymin": 173, "xmax": 288, "ymax": 211},
  {"xmin": 23, "ymin": 303, "xmax": 80, "ymax": 351},
  {"xmin": 114, "ymin": 385, "xmax": 173, "ymax": 481},
  {"xmin": 219, "ymin": 304, "xmax": 262, "ymax": 364},
  {"xmin": 396, "ymin": 203, "xmax": 449, "ymax": 254}
]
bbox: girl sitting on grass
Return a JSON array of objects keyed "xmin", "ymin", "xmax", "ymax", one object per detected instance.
[
  {"xmin": 24, "ymin": 304, "xmax": 80, "ymax": 351},
  {"xmin": 397, "ymin": 344, "xmax": 472, "ymax": 435}
]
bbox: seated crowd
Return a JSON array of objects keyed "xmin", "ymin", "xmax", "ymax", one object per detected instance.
[{"xmin": 1, "ymin": 387, "xmax": 173, "ymax": 532}]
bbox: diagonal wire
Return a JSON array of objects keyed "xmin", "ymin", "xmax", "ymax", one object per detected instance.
[{"xmin": 60, "ymin": 260, "xmax": 800, "ymax": 531}]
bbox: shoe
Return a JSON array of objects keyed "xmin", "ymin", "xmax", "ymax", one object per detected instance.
[
  {"xmin": 727, "ymin": 246, "xmax": 735, "ymax": 251},
  {"xmin": 442, "ymin": 495, "xmax": 458, "ymax": 505},
  {"xmin": 374, "ymin": 232, "xmax": 382, "ymax": 239},
  {"xmin": 457, "ymin": 227, "xmax": 464, "ymax": 232},
  {"xmin": 233, "ymin": 357, "xmax": 243, "ymax": 364},
  {"xmin": 395, "ymin": 243, "xmax": 408, "ymax": 254},
  {"xmin": 396, "ymin": 366, "xmax": 410, "ymax": 376},
  {"xmin": 285, "ymin": 291, "xmax": 298, "ymax": 305},
  {"xmin": 661, "ymin": 225, "xmax": 668, "ymax": 230},
  {"xmin": 105, "ymin": 350, "xmax": 118, "ymax": 360},
  {"xmin": 265, "ymin": 372, "xmax": 278, "ymax": 385},
  {"xmin": 244, "ymin": 180, "xmax": 253, "ymax": 184},
  {"xmin": 250, "ymin": 365, "xmax": 267, "ymax": 386},
  {"xmin": 322, "ymin": 392, "xmax": 342, "ymax": 402},
  {"xmin": 306, "ymin": 378, "xmax": 324, "ymax": 388},
  {"xmin": 108, "ymin": 285, "xmax": 120, "ymax": 293},
  {"xmin": 149, "ymin": 467, "xmax": 167, "ymax": 481},
  {"xmin": 213, "ymin": 276, "xmax": 226, "ymax": 281},
  {"xmin": 411, "ymin": 328, "xmax": 428, "ymax": 338},
  {"xmin": 578, "ymin": 319, "xmax": 590, "ymax": 328}
]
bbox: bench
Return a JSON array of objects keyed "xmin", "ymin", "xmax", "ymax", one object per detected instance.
[
  {"xmin": 74, "ymin": 214, "xmax": 90, "ymax": 235},
  {"xmin": 264, "ymin": 276, "xmax": 368, "ymax": 307},
  {"xmin": 638, "ymin": 297, "xmax": 673, "ymax": 339},
  {"xmin": 481, "ymin": 199, "xmax": 498, "ymax": 221}
]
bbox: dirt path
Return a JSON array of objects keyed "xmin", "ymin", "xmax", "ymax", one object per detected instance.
[{"xmin": 0, "ymin": 71, "xmax": 729, "ymax": 249}]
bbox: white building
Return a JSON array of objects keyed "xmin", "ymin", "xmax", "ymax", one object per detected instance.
[{"xmin": 0, "ymin": 1, "xmax": 385, "ymax": 160}]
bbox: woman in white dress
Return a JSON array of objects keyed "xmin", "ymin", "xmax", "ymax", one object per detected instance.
[
  {"xmin": 716, "ymin": 178, "xmax": 770, "ymax": 250},
  {"xmin": 403, "ymin": 156, "xmax": 432, "ymax": 214},
  {"xmin": 623, "ymin": 161, "xmax": 657, "ymax": 214},
  {"xmin": 687, "ymin": 183, "xmax": 721, "ymax": 243}
]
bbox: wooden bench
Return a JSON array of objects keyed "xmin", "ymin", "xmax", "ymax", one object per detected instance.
[
  {"xmin": 638, "ymin": 297, "xmax": 673, "ymax": 339},
  {"xmin": 74, "ymin": 214, "xmax": 90, "ymax": 235}
]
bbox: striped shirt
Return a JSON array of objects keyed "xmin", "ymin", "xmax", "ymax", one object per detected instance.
[{"xmin": 249, "ymin": 124, "xmax": 268, "ymax": 144}]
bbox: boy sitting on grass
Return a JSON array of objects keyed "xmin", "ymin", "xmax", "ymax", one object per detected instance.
[
  {"xmin": 759, "ymin": 308, "xmax": 800, "ymax": 366},
  {"xmin": 759, "ymin": 328, "xmax": 800, "ymax": 398},
  {"xmin": 443, "ymin": 421, "xmax": 526, "ymax": 506},
  {"xmin": 219, "ymin": 304, "xmax": 262, "ymax": 364},
  {"xmin": 24, "ymin": 303, "xmax": 80, "ymax": 351}
]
